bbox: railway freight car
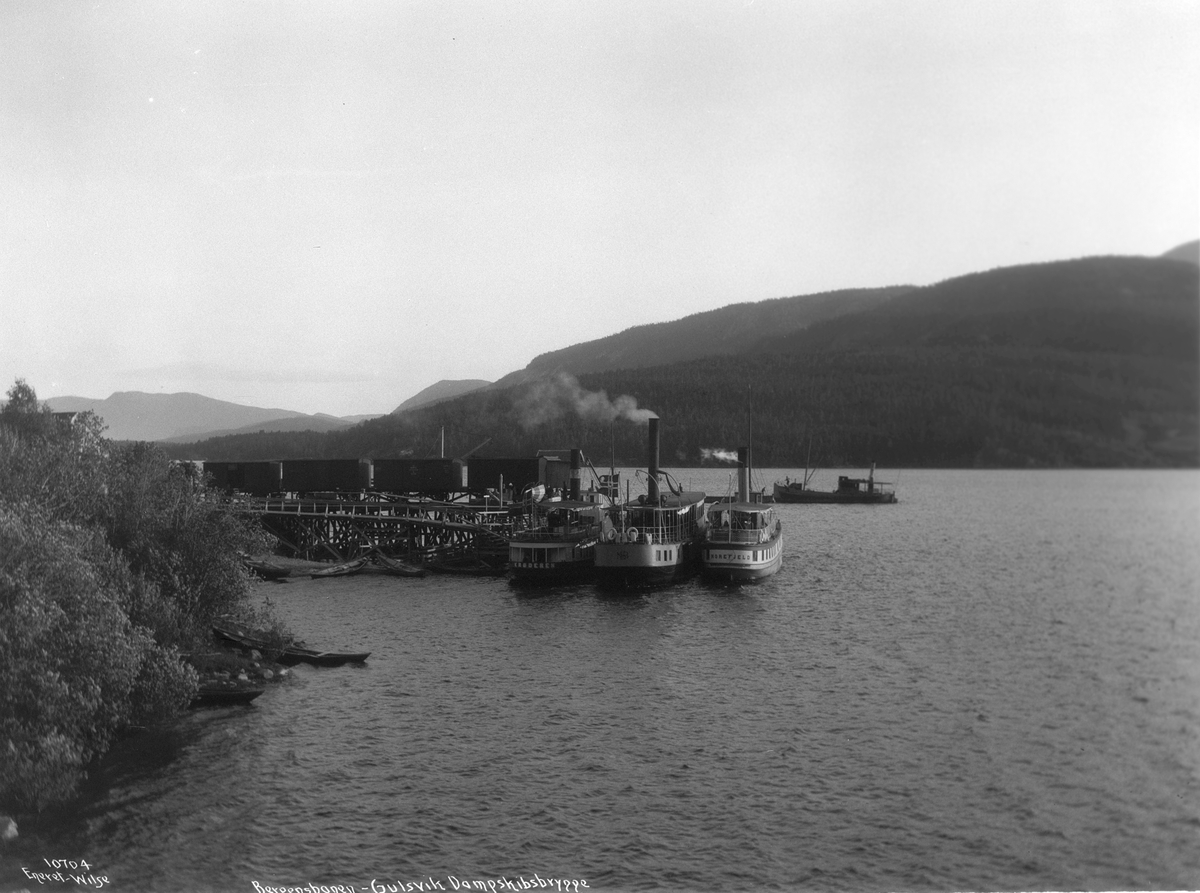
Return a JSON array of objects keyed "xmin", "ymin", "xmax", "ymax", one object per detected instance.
[
  {"xmin": 279, "ymin": 459, "xmax": 371, "ymax": 495},
  {"xmin": 203, "ymin": 461, "xmax": 282, "ymax": 496},
  {"xmin": 466, "ymin": 455, "xmax": 571, "ymax": 497},
  {"xmin": 372, "ymin": 458, "xmax": 467, "ymax": 498}
]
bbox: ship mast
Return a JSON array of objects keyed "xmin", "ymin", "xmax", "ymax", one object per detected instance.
[{"xmin": 747, "ymin": 385, "xmax": 754, "ymax": 500}]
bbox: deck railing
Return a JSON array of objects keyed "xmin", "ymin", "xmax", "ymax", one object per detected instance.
[{"xmin": 706, "ymin": 520, "xmax": 781, "ymax": 544}]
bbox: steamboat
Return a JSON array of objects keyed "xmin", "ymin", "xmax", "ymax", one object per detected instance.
[
  {"xmin": 594, "ymin": 417, "xmax": 708, "ymax": 588},
  {"xmin": 507, "ymin": 450, "xmax": 611, "ymax": 584},
  {"xmin": 702, "ymin": 447, "xmax": 783, "ymax": 582}
]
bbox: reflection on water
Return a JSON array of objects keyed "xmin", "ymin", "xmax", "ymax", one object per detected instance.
[{"xmin": 3, "ymin": 470, "xmax": 1199, "ymax": 893}]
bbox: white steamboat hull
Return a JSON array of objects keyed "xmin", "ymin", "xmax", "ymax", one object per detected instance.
[
  {"xmin": 594, "ymin": 538, "xmax": 702, "ymax": 587},
  {"xmin": 701, "ymin": 533, "xmax": 783, "ymax": 582}
]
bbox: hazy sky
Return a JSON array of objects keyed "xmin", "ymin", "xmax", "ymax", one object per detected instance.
[{"xmin": 3, "ymin": 0, "xmax": 1197, "ymax": 417}]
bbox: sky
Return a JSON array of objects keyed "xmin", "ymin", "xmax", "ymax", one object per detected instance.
[{"xmin": 2, "ymin": 0, "xmax": 1197, "ymax": 417}]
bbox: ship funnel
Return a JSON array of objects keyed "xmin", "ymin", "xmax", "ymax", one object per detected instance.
[
  {"xmin": 569, "ymin": 449, "xmax": 582, "ymax": 501},
  {"xmin": 647, "ymin": 417, "xmax": 660, "ymax": 503},
  {"xmin": 737, "ymin": 447, "xmax": 749, "ymax": 502}
]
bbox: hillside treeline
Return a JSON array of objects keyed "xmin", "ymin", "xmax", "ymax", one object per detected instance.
[
  {"xmin": 165, "ymin": 342, "xmax": 1196, "ymax": 469},
  {"xmin": 165, "ymin": 256, "xmax": 1199, "ymax": 470},
  {"xmin": 504, "ymin": 285, "xmax": 913, "ymax": 383},
  {"xmin": 0, "ymin": 381, "xmax": 271, "ymax": 813}
]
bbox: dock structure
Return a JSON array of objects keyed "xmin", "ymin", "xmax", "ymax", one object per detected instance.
[
  {"xmin": 234, "ymin": 495, "xmax": 511, "ymax": 564},
  {"xmin": 208, "ymin": 451, "xmax": 603, "ymax": 569}
]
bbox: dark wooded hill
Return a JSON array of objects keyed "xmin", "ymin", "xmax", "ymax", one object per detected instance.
[
  {"xmin": 493, "ymin": 286, "xmax": 913, "ymax": 387},
  {"xmin": 166, "ymin": 255, "xmax": 1199, "ymax": 469},
  {"xmin": 393, "ymin": 379, "xmax": 491, "ymax": 412}
]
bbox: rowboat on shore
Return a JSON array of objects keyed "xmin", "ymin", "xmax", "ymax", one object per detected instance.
[
  {"xmin": 369, "ymin": 550, "xmax": 426, "ymax": 577},
  {"xmin": 190, "ymin": 684, "xmax": 265, "ymax": 708},
  {"xmin": 212, "ymin": 620, "xmax": 370, "ymax": 667},
  {"xmin": 309, "ymin": 557, "xmax": 368, "ymax": 578},
  {"xmin": 241, "ymin": 556, "xmax": 292, "ymax": 580}
]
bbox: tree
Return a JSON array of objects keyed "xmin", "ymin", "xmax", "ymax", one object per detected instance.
[
  {"xmin": 0, "ymin": 379, "xmax": 54, "ymax": 440},
  {"xmin": 0, "ymin": 380, "xmax": 273, "ymax": 812},
  {"xmin": 0, "ymin": 507, "xmax": 196, "ymax": 811}
]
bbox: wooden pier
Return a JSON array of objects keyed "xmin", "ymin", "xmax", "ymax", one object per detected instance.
[{"xmin": 233, "ymin": 495, "xmax": 512, "ymax": 564}]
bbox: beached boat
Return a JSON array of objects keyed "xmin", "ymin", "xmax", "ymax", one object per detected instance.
[
  {"xmin": 212, "ymin": 620, "xmax": 370, "ymax": 667},
  {"xmin": 594, "ymin": 418, "xmax": 707, "ymax": 587},
  {"xmin": 508, "ymin": 497, "xmax": 605, "ymax": 584},
  {"xmin": 369, "ymin": 550, "xmax": 426, "ymax": 577},
  {"xmin": 309, "ymin": 556, "xmax": 369, "ymax": 578},
  {"xmin": 242, "ymin": 556, "xmax": 292, "ymax": 580},
  {"xmin": 773, "ymin": 462, "xmax": 897, "ymax": 504},
  {"xmin": 190, "ymin": 684, "xmax": 265, "ymax": 708},
  {"xmin": 702, "ymin": 446, "xmax": 783, "ymax": 582},
  {"xmin": 272, "ymin": 642, "xmax": 372, "ymax": 667}
]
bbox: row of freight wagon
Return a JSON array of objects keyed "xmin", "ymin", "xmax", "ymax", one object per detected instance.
[{"xmin": 201, "ymin": 454, "xmax": 580, "ymax": 499}]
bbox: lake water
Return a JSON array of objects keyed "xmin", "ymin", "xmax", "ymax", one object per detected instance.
[{"xmin": 4, "ymin": 469, "xmax": 1200, "ymax": 893}]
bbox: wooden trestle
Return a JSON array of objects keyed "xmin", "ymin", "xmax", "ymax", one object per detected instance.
[{"xmin": 233, "ymin": 495, "xmax": 512, "ymax": 563}]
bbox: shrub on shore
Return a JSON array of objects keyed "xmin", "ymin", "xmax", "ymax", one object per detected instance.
[
  {"xmin": 0, "ymin": 380, "xmax": 270, "ymax": 812},
  {"xmin": 0, "ymin": 508, "xmax": 196, "ymax": 809}
]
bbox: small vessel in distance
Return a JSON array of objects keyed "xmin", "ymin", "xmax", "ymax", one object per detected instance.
[
  {"xmin": 702, "ymin": 446, "xmax": 783, "ymax": 582},
  {"xmin": 773, "ymin": 462, "xmax": 898, "ymax": 504},
  {"xmin": 594, "ymin": 417, "xmax": 708, "ymax": 588}
]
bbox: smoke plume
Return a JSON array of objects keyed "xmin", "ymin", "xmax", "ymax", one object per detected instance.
[
  {"xmin": 701, "ymin": 447, "xmax": 739, "ymax": 463},
  {"xmin": 514, "ymin": 372, "xmax": 657, "ymax": 429}
]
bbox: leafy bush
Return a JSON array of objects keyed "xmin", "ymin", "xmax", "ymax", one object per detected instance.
[
  {"xmin": 95, "ymin": 441, "xmax": 271, "ymax": 648},
  {"xmin": 0, "ymin": 380, "xmax": 273, "ymax": 812},
  {"xmin": 0, "ymin": 507, "xmax": 195, "ymax": 810}
]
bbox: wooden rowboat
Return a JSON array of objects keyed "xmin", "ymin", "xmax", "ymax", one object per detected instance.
[
  {"xmin": 274, "ymin": 644, "xmax": 372, "ymax": 667},
  {"xmin": 243, "ymin": 558, "xmax": 292, "ymax": 580},
  {"xmin": 212, "ymin": 620, "xmax": 370, "ymax": 667},
  {"xmin": 309, "ymin": 557, "xmax": 368, "ymax": 578},
  {"xmin": 190, "ymin": 684, "xmax": 265, "ymax": 708},
  {"xmin": 370, "ymin": 551, "xmax": 426, "ymax": 577}
]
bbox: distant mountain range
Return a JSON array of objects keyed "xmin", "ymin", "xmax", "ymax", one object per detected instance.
[
  {"xmin": 392, "ymin": 379, "xmax": 492, "ymax": 413},
  {"xmin": 1163, "ymin": 239, "xmax": 1200, "ymax": 265},
  {"xmin": 157, "ymin": 243, "xmax": 1199, "ymax": 469},
  {"xmin": 26, "ymin": 239, "xmax": 1200, "ymax": 464},
  {"xmin": 37, "ymin": 378, "xmax": 498, "ymax": 442},
  {"xmin": 42, "ymin": 391, "xmax": 372, "ymax": 443}
]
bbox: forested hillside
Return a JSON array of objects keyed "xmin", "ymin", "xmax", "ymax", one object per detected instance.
[
  {"xmin": 764, "ymin": 256, "xmax": 1198, "ymax": 359},
  {"xmin": 493, "ymin": 285, "xmax": 912, "ymax": 387},
  {"xmin": 165, "ymin": 256, "xmax": 1199, "ymax": 469}
]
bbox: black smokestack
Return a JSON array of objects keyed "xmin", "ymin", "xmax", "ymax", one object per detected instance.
[
  {"xmin": 738, "ymin": 446, "xmax": 749, "ymax": 502},
  {"xmin": 647, "ymin": 417, "xmax": 660, "ymax": 503},
  {"xmin": 570, "ymin": 449, "xmax": 581, "ymax": 500}
]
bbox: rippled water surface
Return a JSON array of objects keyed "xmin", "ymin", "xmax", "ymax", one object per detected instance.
[{"xmin": 5, "ymin": 469, "xmax": 1200, "ymax": 893}]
